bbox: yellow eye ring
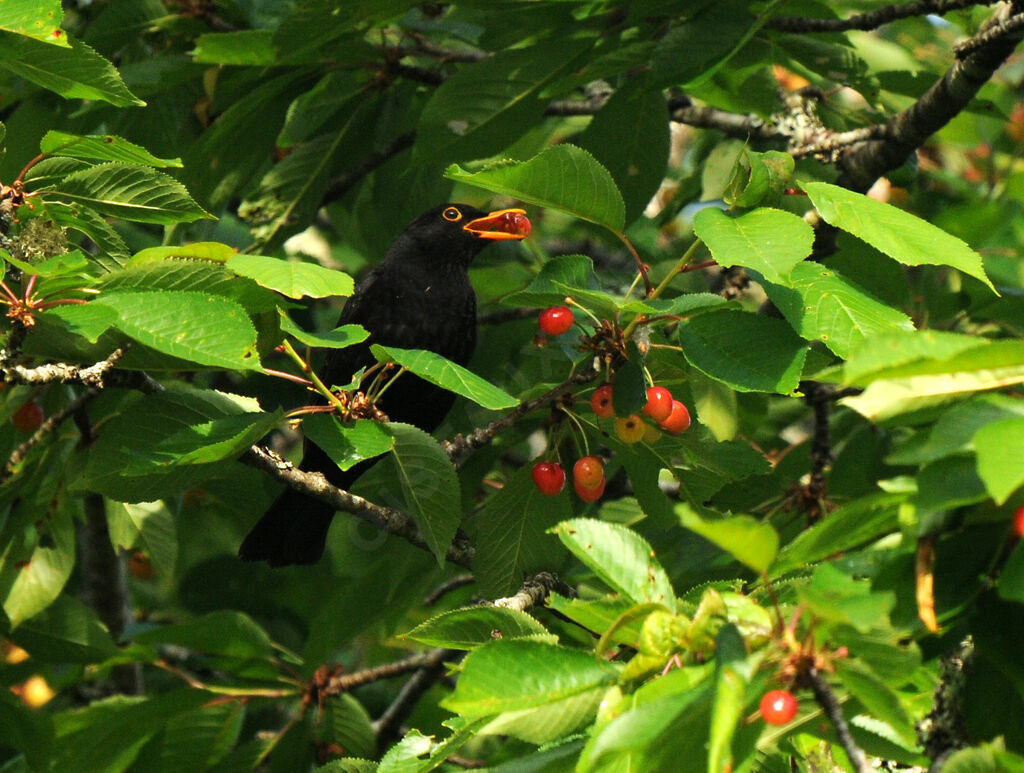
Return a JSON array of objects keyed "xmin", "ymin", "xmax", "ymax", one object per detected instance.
[{"xmin": 442, "ymin": 207, "xmax": 462, "ymax": 222}]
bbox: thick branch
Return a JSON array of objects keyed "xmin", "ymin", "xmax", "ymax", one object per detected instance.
[
  {"xmin": 493, "ymin": 572, "xmax": 573, "ymax": 612},
  {"xmin": 240, "ymin": 445, "xmax": 474, "ymax": 568},
  {"xmin": 838, "ymin": 1, "xmax": 1024, "ymax": 190},
  {"xmin": 1, "ymin": 345, "xmax": 128, "ymax": 387},
  {"xmin": 671, "ymin": 104, "xmax": 784, "ymax": 141},
  {"xmin": 766, "ymin": 0, "xmax": 994, "ymax": 33}
]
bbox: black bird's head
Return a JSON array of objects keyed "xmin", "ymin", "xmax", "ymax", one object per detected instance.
[{"xmin": 387, "ymin": 203, "xmax": 531, "ymax": 269}]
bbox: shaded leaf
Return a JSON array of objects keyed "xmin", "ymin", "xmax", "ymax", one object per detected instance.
[
  {"xmin": 676, "ymin": 504, "xmax": 778, "ymax": 574},
  {"xmin": 302, "ymin": 415, "xmax": 394, "ymax": 473}
]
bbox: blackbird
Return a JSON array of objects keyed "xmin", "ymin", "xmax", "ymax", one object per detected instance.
[{"xmin": 239, "ymin": 203, "xmax": 531, "ymax": 566}]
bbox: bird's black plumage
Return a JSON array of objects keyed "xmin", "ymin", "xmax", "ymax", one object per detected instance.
[{"xmin": 239, "ymin": 204, "xmax": 529, "ymax": 566}]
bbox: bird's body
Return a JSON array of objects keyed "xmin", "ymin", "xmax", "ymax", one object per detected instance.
[{"xmin": 239, "ymin": 204, "xmax": 529, "ymax": 566}]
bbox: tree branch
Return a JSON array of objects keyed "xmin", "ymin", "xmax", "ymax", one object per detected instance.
[
  {"xmin": 444, "ymin": 367, "xmax": 599, "ymax": 468},
  {"xmin": 322, "ymin": 131, "xmax": 416, "ymax": 206},
  {"xmin": 240, "ymin": 445, "xmax": 475, "ymax": 568},
  {"xmin": 1, "ymin": 387, "xmax": 100, "ymax": 484},
  {"xmin": 838, "ymin": 1, "xmax": 1024, "ymax": 190},
  {"xmin": 802, "ymin": 667, "xmax": 872, "ymax": 773},
  {"xmin": 493, "ymin": 571, "xmax": 574, "ymax": 612},
  {"xmin": 766, "ymin": 0, "xmax": 994, "ymax": 33},
  {"xmin": 1, "ymin": 345, "xmax": 128, "ymax": 387},
  {"xmin": 372, "ymin": 648, "xmax": 459, "ymax": 753}
]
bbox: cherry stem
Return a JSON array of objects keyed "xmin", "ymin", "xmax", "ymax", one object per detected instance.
[
  {"xmin": 563, "ymin": 295, "xmax": 602, "ymax": 327},
  {"xmin": 616, "ymin": 232, "xmax": 652, "ymax": 296},
  {"xmin": 371, "ymin": 364, "xmax": 407, "ymax": 403},
  {"xmin": 23, "ymin": 274, "xmax": 36, "ymax": 302},
  {"xmin": 263, "ymin": 367, "xmax": 314, "ymax": 387},
  {"xmin": 0, "ymin": 281, "xmax": 21, "ymax": 305},
  {"xmin": 36, "ymin": 298, "xmax": 88, "ymax": 310},
  {"xmin": 279, "ymin": 340, "xmax": 347, "ymax": 413},
  {"xmin": 286, "ymin": 404, "xmax": 337, "ymax": 419},
  {"xmin": 15, "ymin": 153, "xmax": 46, "ymax": 184}
]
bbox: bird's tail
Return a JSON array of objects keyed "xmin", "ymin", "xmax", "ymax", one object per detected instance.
[{"xmin": 238, "ymin": 487, "xmax": 335, "ymax": 566}]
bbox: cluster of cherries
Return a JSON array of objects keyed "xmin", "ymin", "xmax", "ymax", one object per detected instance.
[{"xmin": 531, "ymin": 306, "xmax": 692, "ymax": 501}]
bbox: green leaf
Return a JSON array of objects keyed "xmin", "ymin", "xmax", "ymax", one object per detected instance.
[
  {"xmin": 679, "ymin": 308, "xmax": 809, "ymax": 394},
  {"xmin": 404, "ymin": 606, "xmax": 551, "ymax": 649},
  {"xmin": 835, "ymin": 329, "xmax": 987, "ymax": 386},
  {"xmin": 796, "ymin": 563, "xmax": 895, "ymax": 632},
  {"xmin": 802, "ymin": 181, "xmax": 996, "ymax": 293},
  {"xmin": 133, "ymin": 611, "xmax": 274, "ymax": 661},
  {"xmin": 302, "ymin": 415, "xmax": 394, "ymax": 473},
  {"xmin": 443, "ymin": 640, "xmax": 619, "ymax": 718},
  {"xmin": 47, "ymin": 163, "xmax": 210, "ymax": 224},
  {"xmin": 320, "ymin": 694, "xmax": 375, "ymax": 761},
  {"xmin": 371, "ymin": 345, "xmax": 518, "ymax": 411},
  {"xmin": 3, "ymin": 249, "xmax": 89, "ymax": 277},
  {"xmin": 278, "ymin": 70, "xmax": 365, "ymax": 147},
  {"xmin": 40, "ymin": 131, "xmax": 181, "ymax": 167},
  {"xmin": 108, "ymin": 501, "xmax": 177, "ymax": 581},
  {"xmin": 725, "ymin": 149, "xmax": 795, "ymax": 208},
  {"xmin": 649, "ymin": 0, "xmax": 758, "ymax": 88},
  {"xmin": 552, "ymin": 518, "xmax": 676, "ymax": 611},
  {"xmin": 127, "ymin": 242, "xmax": 236, "ymax": 266},
  {"xmin": 0, "ymin": 0, "xmax": 65, "ymax": 44},
  {"xmin": 0, "ymin": 32, "xmax": 142, "ymax": 106},
  {"xmin": 279, "ymin": 313, "xmax": 368, "ymax": 350},
  {"xmin": 975, "ymin": 416, "xmax": 1024, "ymax": 505},
  {"xmin": 8, "ymin": 594, "xmax": 118, "ymax": 663},
  {"xmin": 471, "ymin": 463, "xmax": 572, "ymax": 598},
  {"xmin": 576, "ymin": 73, "xmax": 670, "ymax": 225},
  {"xmin": 384, "ymin": 422, "xmax": 461, "ymax": 565},
  {"xmin": 888, "ymin": 395, "xmax": 1024, "ymax": 466},
  {"xmin": 709, "ymin": 625, "xmax": 753, "ymax": 773},
  {"xmin": 998, "ymin": 543, "xmax": 1024, "ymax": 605},
  {"xmin": 774, "ymin": 493, "xmax": 903, "ymax": 574},
  {"xmin": 834, "ymin": 659, "xmax": 916, "ymax": 747},
  {"xmin": 418, "ymin": 41, "xmax": 591, "ymax": 163},
  {"xmin": 764, "ymin": 262, "xmax": 915, "ymax": 358},
  {"xmin": 676, "ymin": 504, "xmax": 778, "ymax": 574},
  {"xmin": 226, "ymin": 253, "xmax": 354, "ymax": 299},
  {"xmin": 547, "ymin": 594, "xmax": 641, "ymax": 648},
  {"xmin": 693, "ymin": 207, "xmax": 813, "ymax": 284},
  {"xmin": 122, "ymin": 410, "xmax": 284, "ymax": 473},
  {"xmin": 0, "ymin": 692, "xmax": 53, "ymax": 773},
  {"xmin": 1, "ymin": 499, "xmax": 75, "ymax": 628},
  {"xmin": 502, "ymin": 253, "xmax": 619, "ymax": 319},
  {"xmin": 82, "ymin": 387, "xmax": 261, "ymax": 501},
  {"xmin": 446, "ymin": 144, "xmax": 626, "ymax": 233},
  {"xmin": 50, "ymin": 691, "xmax": 211, "ymax": 773},
  {"xmin": 480, "ymin": 688, "xmax": 606, "ymax": 745},
  {"xmin": 192, "ymin": 30, "xmax": 277, "ymax": 65},
  {"xmin": 130, "ymin": 700, "xmax": 245, "ymax": 773},
  {"xmin": 94, "ymin": 291, "xmax": 260, "ymax": 369},
  {"xmin": 841, "ymin": 340, "xmax": 1024, "ymax": 421}
]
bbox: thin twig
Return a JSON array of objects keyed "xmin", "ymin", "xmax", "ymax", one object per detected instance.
[
  {"xmin": 322, "ymin": 650, "xmax": 453, "ymax": 696},
  {"xmin": 423, "ymin": 574, "xmax": 475, "ymax": 605},
  {"xmin": 372, "ymin": 648, "xmax": 459, "ymax": 752},
  {"xmin": 444, "ymin": 367, "xmax": 599, "ymax": 468},
  {"xmin": 322, "ymin": 131, "xmax": 416, "ymax": 206},
  {"xmin": 802, "ymin": 667, "xmax": 872, "ymax": 773},
  {"xmin": 766, "ymin": 0, "xmax": 993, "ymax": 33},
  {"xmin": 954, "ymin": 10, "xmax": 1024, "ymax": 56},
  {"xmin": 1, "ymin": 387, "xmax": 100, "ymax": 484}
]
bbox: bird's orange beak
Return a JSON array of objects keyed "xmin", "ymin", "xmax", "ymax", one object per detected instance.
[{"xmin": 463, "ymin": 208, "xmax": 531, "ymax": 240}]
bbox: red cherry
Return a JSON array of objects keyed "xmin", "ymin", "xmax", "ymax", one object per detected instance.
[
  {"xmin": 642, "ymin": 386, "xmax": 673, "ymax": 423},
  {"xmin": 614, "ymin": 414, "xmax": 646, "ymax": 444},
  {"xmin": 1013, "ymin": 505, "xmax": 1024, "ymax": 537},
  {"xmin": 574, "ymin": 475, "xmax": 605, "ymax": 502},
  {"xmin": 760, "ymin": 690, "xmax": 798, "ymax": 725},
  {"xmin": 531, "ymin": 462, "xmax": 565, "ymax": 495},
  {"xmin": 538, "ymin": 306, "xmax": 574, "ymax": 336},
  {"xmin": 573, "ymin": 456, "xmax": 604, "ymax": 490},
  {"xmin": 659, "ymin": 400, "xmax": 691, "ymax": 435},
  {"xmin": 11, "ymin": 400, "xmax": 44, "ymax": 433},
  {"xmin": 591, "ymin": 385, "xmax": 615, "ymax": 418}
]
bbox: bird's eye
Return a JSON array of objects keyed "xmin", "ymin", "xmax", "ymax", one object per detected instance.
[{"xmin": 442, "ymin": 207, "xmax": 462, "ymax": 222}]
